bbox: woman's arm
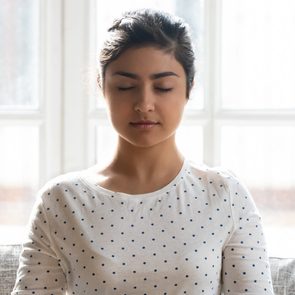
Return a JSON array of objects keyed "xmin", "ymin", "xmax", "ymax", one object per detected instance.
[
  {"xmin": 11, "ymin": 191, "xmax": 66, "ymax": 295},
  {"xmin": 221, "ymin": 175, "xmax": 274, "ymax": 294}
]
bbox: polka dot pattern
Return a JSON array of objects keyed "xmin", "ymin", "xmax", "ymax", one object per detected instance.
[{"xmin": 12, "ymin": 159, "xmax": 274, "ymax": 294}]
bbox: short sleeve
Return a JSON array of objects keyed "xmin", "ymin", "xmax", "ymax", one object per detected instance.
[
  {"xmin": 11, "ymin": 188, "xmax": 66, "ymax": 295},
  {"xmin": 221, "ymin": 174, "xmax": 274, "ymax": 294}
]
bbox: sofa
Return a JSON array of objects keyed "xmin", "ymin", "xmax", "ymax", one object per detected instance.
[{"xmin": 1, "ymin": 244, "xmax": 294, "ymax": 295}]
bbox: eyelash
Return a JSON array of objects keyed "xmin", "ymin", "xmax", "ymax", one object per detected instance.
[
  {"xmin": 117, "ymin": 87, "xmax": 173, "ymax": 92},
  {"xmin": 157, "ymin": 87, "xmax": 173, "ymax": 92},
  {"xmin": 118, "ymin": 87, "xmax": 135, "ymax": 91}
]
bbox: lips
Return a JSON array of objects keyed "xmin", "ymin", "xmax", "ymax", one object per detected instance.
[{"xmin": 130, "ymin": 120, "xmax": 160, "ymax": 129}]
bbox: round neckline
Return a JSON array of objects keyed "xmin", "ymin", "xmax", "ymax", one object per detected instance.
[{"xmin": 79, "ymin": 159, "xmax": 188, "ymax": 199}]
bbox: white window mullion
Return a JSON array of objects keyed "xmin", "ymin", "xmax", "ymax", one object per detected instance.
[
  {"xmin": 42, "ymin": 0, "xmax": 63, "ymax": 183},
  {"xmin": 203, "ymin": 0, "xmax": 222, "ymax": 167},
  {"xmin": 63, "ymin": 0, "xmax": 91, "ymax": 173},
  {"xmin": 87, "ymin": 0, "xmax": 101, "ymax": 168}
]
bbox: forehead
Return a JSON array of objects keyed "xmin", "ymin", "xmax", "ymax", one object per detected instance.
[{"xmin": 105, "ymin": 46, "xmax": 185, "ymax": 79}]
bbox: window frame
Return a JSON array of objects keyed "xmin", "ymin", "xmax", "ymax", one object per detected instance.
[
  {"xmin": 0, "ymin": 0, "xmax": 63, "ymax": 244},
  {"xmin": 0, "ymin": 0, "xmax": 63, "ymax": 187},
  {"xmin": 1, "ymin": 0, "xmax": 295, "ymax": 250}
]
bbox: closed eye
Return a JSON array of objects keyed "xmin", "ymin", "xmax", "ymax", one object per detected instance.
[
  {"xmin": 118, "ymin": 86, "xmax": 135, "ymax": 91},
  {"xmin": 155, "ymin": 87, "xmax": 173, "ymax": 92}
]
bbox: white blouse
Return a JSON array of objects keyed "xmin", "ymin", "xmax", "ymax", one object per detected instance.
[{"xmin": 12, "ymin": 159, "xmax": 274, "ymax": 294}]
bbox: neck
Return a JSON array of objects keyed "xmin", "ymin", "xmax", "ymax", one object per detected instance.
[{"xmin": 108, "ymin": 136, "xmax": 184, "ymax": 181}]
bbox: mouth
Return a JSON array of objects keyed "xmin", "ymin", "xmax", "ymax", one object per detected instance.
[{"xmin": 129, "ymin": 120, "xmax": 160, "ymax": 129}]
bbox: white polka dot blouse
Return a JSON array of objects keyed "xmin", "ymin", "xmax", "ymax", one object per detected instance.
[{"xmin": 12, "ymin": 159, "xmax": 274, "ymax": 294}]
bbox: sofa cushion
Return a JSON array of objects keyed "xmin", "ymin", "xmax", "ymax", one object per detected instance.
[
  {"xmin": 270, "ymin": 257, "xmax": 295, "ymax": 295},
  {"xmin": 0, "ymin": 244, "xmax": 294, "ymax": 295},
  {"xmin": 0, "ymin": 245, "xmax": 21, "ymax": 295}
]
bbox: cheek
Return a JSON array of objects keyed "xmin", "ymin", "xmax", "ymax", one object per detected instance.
[
  {"xmin": 106, "ymin": 99, "xmax": 130, "ymax": 125},
  {"xmin": 161, "ymin": 101, "xmax": 186, "ymax": 125},
  {"xmin": 170, "ymin": 89, "xmax": 187, "ymax": 111}
]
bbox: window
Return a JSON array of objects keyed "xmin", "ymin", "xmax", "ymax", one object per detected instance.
[
  {"xmin": 219, "ymin": 0, "xmax": 295, "ymax": 258},
  {"xmin": 0, "ymin": 0, "xmax": 40, "ymax": 242},
  {"xmin": 0, "ymin": 0, "xmax": 294, "ymax": 258},
  {"xmin": 0, "ymin": 0, "xmax": 62, "ymax": 244}
]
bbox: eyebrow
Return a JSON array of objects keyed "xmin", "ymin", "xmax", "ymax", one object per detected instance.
[{"xmin": 112, "ymin": 71, "xmax": 179, "ymax": 79}]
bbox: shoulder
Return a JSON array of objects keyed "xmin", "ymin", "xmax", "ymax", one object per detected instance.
[
  {"xmin": 185, "ymin": 159, "xmax": 253, "ymax": 203},
  {"xmin": 36, "ymin": 170, "xmax": 86, "ymax": 202},
  {"xmin": 185, "ymin": 160, "xmax": 261, "ymax": 229},
  {"xmin": 186, "ymin": 159, "xmax": 238, "ymax": 187}
]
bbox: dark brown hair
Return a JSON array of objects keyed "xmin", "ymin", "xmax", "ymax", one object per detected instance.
[{"xmin": 98, "ymin": 9, "xmax": 195, "ymax": 98}]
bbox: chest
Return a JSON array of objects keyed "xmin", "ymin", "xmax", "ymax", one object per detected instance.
[{"xmin": 50, "ymin": 190, "xmax": 231, "ymax": 293}]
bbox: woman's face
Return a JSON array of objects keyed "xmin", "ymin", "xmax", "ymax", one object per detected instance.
[{"xmin": 103, "ymin": 46, "xmax": 187, "ymax": 149}]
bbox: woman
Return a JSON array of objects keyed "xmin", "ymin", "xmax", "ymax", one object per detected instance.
[{"xmin": 12, "ymin": 9, "xmax": 274, "ymax": 294}]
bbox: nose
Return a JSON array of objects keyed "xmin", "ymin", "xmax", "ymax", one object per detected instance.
[{"xmin": 134, "ymin": 87, "xmax": 155, "ymax": 113}]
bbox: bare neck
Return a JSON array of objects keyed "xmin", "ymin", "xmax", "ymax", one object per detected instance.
[
  {"xmin": 89, "ymin": 136, "xmax": 185, "ymax": 194},
  {"xmin": 112, "ymin": 139, "xmax": 183, "ymax": 179}
]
